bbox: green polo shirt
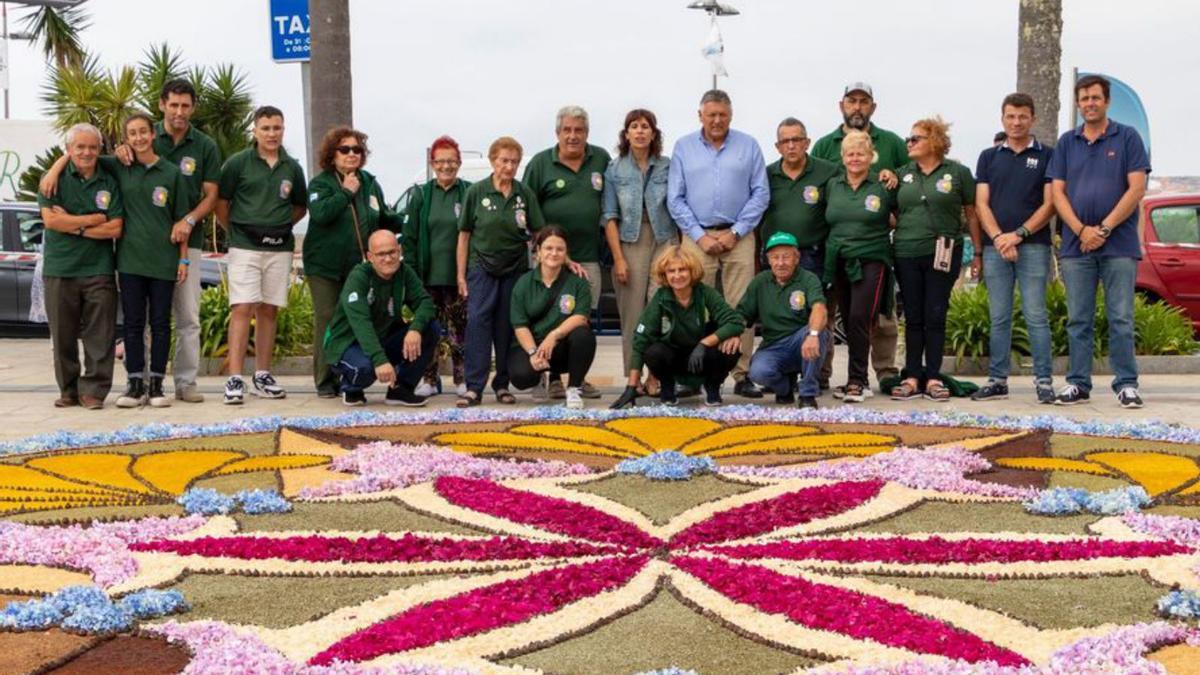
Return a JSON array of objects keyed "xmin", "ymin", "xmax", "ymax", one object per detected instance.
[
  {"xmin": 218, "ymin": 145, "xmax": 308, "ymax": 251},
  {"xmin": 322, "ymin": 261, "xmax": 435, "ymax": 367},
  {"xmin": 304, "ymin": 169, "xmax": 399, "ymax": 281},
  {"xmin": 458, "ymin": 176, "xmax": 544, "ymax": 271},
  {"xmin": 811, "ymin": 123, "xmax": 909, "ymax": 173},
  {"xmin": 822, "ymin": 173, "xmax": 896, "ymax": 285},
  {"xmin": 153, "ymin": 122, "xmax": 221, "ymax": 250},
  {"xmin": 738, "ymin": 268, "xmax": 826, "ymax": 349},
  {"xmin": 761, "ymin": 155, "xmax": 840, "ymax": 248},
  {"xmin": 402, "ymin": 179, "xmax": 470, "ymax": 286},
  {"xmin": 37, "ymin": 162, "xmax": 124, "ymax": 278},
  {"xmin": 100, "ymin": 156, "xmax": 189, "ymax": 281},
  {"xmin": 893, "ymin": 160, "xmax": 976, "ymax": 258},
  {"xmin": 510, "ymin": 267, "xmax": 591, "ymax": 343},
  {"xmin": 521, "ymin": 144, "xmax": 611, "ymax": 263},
  {"xmin": 630, "ymin": 283, "xmax": 745, "ymax": 372}
]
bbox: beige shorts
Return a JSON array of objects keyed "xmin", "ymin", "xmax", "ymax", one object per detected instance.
[{"xmin": 228, "ymin": 248, "xmax": 293, "ymax": 307}]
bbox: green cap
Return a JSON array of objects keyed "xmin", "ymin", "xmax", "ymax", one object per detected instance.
[{"xmin": 764, "ymin": 231, "xmax": 799, "ymax": 251}]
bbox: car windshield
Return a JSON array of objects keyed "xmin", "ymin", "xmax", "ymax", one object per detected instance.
[{"xmin": 16, "ymin": 212, "xmax": 44, "ymax": 253}]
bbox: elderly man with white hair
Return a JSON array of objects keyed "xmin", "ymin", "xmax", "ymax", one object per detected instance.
[
  {"xmin": 521, "ymin": 105, "xmax": 611, "ymax": 400},
  {"xmin": 36, "ymin": 123, "xmax": 125, "ymax": 409}
]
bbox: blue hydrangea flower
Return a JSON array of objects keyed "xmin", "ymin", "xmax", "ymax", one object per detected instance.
[
  {"xmin": 47, "ymin": 585, "xmax": 111, "ymax": 613},
  {"xmin": 177, "ymin": 487, "xmax": 237, "ymax": 515},
  {"xmin": 0, "ymin": 599, "xmax": 64, "ymax": 630},
  {"xmin": 1157, "ymin": 589, "xmax": 1200, "ymax": 619},
  {"xmin": 1024, "ymin": 486, "xmax": 1150, "ymax": 516},
  {"xmin": 635, "ymin": 669, "xmax": 699, "ymax": 675},
  {"xmin": 235, "ymin": 489, "xmax": 292, "ymax": 514},
  {"xmin": 60, "ymin": 603, "xmax": 132, "ymax": 634},
  {"xmin": 116, "ymin": 589, "xmax": 189, "ymax": 619},
  {"xmin": 1085, "ymin": 486, "xmax": 1150, "ymax": 515},
  {"xmin": 616, "ymin": 451, "xmax": 717, "ymax": 481}
]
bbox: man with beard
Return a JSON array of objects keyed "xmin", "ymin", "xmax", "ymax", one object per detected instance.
[{"xmin": 812, "ymin": 82, "xmax": 906, "ymax": 395}]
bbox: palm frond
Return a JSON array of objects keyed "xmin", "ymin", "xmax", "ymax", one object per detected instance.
[
  {"xmin": 18, "ymin": 5, "xmax": 90, "ymax": 68},
  {"xmin": 137, "ymin": 42, "xmax": 187, "ymax": 115}
]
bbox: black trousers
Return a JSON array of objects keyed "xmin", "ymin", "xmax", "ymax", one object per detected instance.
[
  {"xmin": 894, "ymin": 251, "xmax": 962, "ymax": 382},
  {"xmin": 834, "ymin": 260, "xmax": 887, "ymax": 388},
  {"xmin": 508, "ymin": 326, "xmax": 597, "ymax": 390},
  {"xmin": 119, "ymin": 272, "xmax": 175, "ymax": 378},
  {"xmin": 642, "ymin": 341, "xmax": 739, "ymax": 388}
]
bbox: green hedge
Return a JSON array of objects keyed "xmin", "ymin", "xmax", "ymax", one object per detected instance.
[{"xmin": 944, "ymin": 281, "xmax": 1199, "ymax": 362}]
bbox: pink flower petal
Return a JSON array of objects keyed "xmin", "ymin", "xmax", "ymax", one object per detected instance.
[
  {"xmin": 435, "ymin": 477, "xmax": 662, "ymax": 549},
  {"xmin": 672, "ymin": 556, "xmax": 1028, "ymax": 666},
  {"xmin": 309, "ymin": 556, "xmax": 648, "ymax": 665},
  {"xmin": 671, "ymin": 480, "xmax": 883, "ymax": 549}
]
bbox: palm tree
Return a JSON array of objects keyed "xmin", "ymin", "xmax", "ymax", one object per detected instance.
[
  {"xmin": 17, "ymin": 2, "xmax": 90, "ymax": 69},
  {"xmin": 1016, "ymin": 0, "xmax": 1062, "ymax": 146},
  {"xmin": 193, "ymin": 64, "xmax": 255, "ymax": 158},
  {"xmin": 136, "ymin": 42, "xmax": 186, "ymax": 114}
]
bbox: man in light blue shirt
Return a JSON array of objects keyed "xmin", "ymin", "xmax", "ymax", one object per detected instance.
[{"xmin": 668, "ymin": 89, "xmax": 769, "ymax": 398}]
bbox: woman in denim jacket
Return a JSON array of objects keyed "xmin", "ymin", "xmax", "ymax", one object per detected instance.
[{"xmin": 602, "ymin": 109, "xmax": 678, "ymax": 394}]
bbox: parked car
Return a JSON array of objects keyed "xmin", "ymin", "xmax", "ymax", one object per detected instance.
[{"xmin": 1137, "ymin": 193, "xmax": 1200, "ymax": 332}]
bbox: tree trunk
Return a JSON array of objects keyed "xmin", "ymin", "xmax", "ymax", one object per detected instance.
[
  {"xmin": 1016, "ymin": 0, "xmax": 1063, "ymax": 146},
  {"xmin": 308, "ymin": 0, "xmax": 353, "ymax": 171}
]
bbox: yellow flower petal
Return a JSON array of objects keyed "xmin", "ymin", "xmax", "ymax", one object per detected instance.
[
  {"xmin": 0, "ymin": 488, "xmax": 133, "ymax": 503},
  {"xmin": 1177, "ymin": 481, "xmax": 1200, "ymax": 497},
  {"xmin": 131, "ymin": 450, "xmax": 245, "ymax": 495},
  {"xmin": 680, "ymin": 424, "xmax": 820, "ymax": 455},
  {"xmin": 605, "ymin": 417, "xmax": 722, "ymax": 452},
  {"xmin": 706, "ymin": 433, "xmax": 897, "ymax": 458},
  {"xmin": 1086, "ymin": 452, "xmax": 1200, "ymax": 496},
  {"xmin": 212, "ymin": 455, "xmax": 331, "ymax": 476},
  {"xmin": 26, "ymin": 453, "xmax": 158, "ymax": 495},
  {"xmin": 505, "ymin": 424, "xmax": 650, "ymax": 455},
  {"xmin": 0, "ymin": 496, "xmax": 140, "ymax": 514},
  {"xmin": 994, "ymin": 457, "xmax": 1116, "ymax": 476},
  {"xmin": 431, "ymin": 433, "xmax": 634, "ymax": 458},
  {"xmin": 0, "ymin": 465, "xmax": 127, "ymax": 495}
]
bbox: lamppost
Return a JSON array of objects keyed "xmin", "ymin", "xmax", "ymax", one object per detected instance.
[
  {"xmin": 1, "ymin": 0, "xmax": 88, "ymax": 119},
  {"xmin": 686, "ymin": 0, "xmax": 738, "ymax": 91}
]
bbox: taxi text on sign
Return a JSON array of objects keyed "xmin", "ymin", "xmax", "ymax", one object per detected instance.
[{"xmin": 270, "ymin": 0, "xmax": 310, "ymax": 63}]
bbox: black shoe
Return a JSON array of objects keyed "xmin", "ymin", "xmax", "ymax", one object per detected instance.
[
  {"xmin": 1054, "ymin": 384, "xmax": 1090, "ymax": 406},
  {"xmin": 148, "ymin": 376, "xmax": 170, "ymax": 408},
  {"xmin": 1036, "ymin": 386, "xmax": 1056, "ymax": 404},
  {"xmin": 386, "ymin": 386, "xmax": 428, "ymax": 407},
  {"xmin": 342, "ymin": 390, "xmax": 366, "ymax": 407},
  {"xmin": 704, "ymin": 382, "xmax": 723, "ymax": 407},
  {"xmin": 116, "ymin": 379, "xmax": 146, "ymax": 408},
  {"xmin": 316, "ymin": 386, "xmax": 338, "ymax": 399},
  {"xmin": 798, "ymin": 396, "xmax": 818, "ymax": 409},
  {"xmin": 660, "ymin": 380, "xmax": 678, "ymax": 406},
  {"xmin": 676, "ymin": 384, "xmax": 699, "ymax": 399},
  {"xmin": 971, "ymin": 381, "xmax": 1009, "ymax": 401},
  {"xmin": 1117, "ymin": 387, "xmax": 1144, "ymax": 409},
  {"xmin": 733, "ymin": 380, "xmax": 763, "ymax": 399},
  {"xmin": 775, "ymin": 390, "xmax": 796, "ymax": 405}
]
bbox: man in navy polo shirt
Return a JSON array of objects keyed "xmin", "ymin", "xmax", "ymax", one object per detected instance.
[
  {"xmin": 1048, "ymin": 75, "xmax": 1150, "ymax": 408},
  {"xmin": 971, "ymin": 93, "xmax": 1057, "ymax": 404}
]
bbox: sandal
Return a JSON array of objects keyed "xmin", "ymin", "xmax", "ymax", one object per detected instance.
[
  {"xmin": 644, "ymin": 376, "xmax": 661, "ymax": 398},
  {"xmin": 456, "ymin": 390, "xmax": 480, "ymax": 408},
  {"xmin": 890, "ymin": 378, "xmax": 921, "ymax": 400},
  {"xmin": 924, "ymin": 380, "xmax": 951, "ymax": 402},
  {"xmin": 842, "ymin": 383, "xmax": 866, "ymax": 403},
  {"xmin": 495, "ymin": 389, "xmax": 516, "ymax": 405}
]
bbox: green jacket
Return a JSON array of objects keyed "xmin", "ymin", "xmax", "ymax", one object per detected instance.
[
  {"xmin": 630, "ymin": 283, "xmax": 745, "ymax": 371},
  {"xmin": 401, "ymin": 178, "xmax": 469, "ymax": 285},
  {"xmin": 322, "ymin": 261, "xmax": 435, "ymax": 366},
  {"xmin": 303, "ymin": 169, "xmax": 399, "ymax": 280}
]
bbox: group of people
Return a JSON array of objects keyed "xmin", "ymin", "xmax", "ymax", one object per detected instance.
[{"xmin": 38, "ymin": 74, "xmax": 1150, "ymax": 412}]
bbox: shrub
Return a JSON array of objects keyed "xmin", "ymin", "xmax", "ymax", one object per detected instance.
[{"xmin": 197, "ymin": 278, "xmax": 314, "ymax": 359}]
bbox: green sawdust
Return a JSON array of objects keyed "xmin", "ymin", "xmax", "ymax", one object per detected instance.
[
  {"xmin": 159, "ymin": 572, "xmax": 453, "ymax": 628},
  {"xmin": 499, "ymin": 587, "xmax": 825, "ymax": 674},
  {"xmin": 234, "ymin": 500, "xmax": 482, "ymax": 535},
  {"xmin": 855, "ymin": 501, "xmax": 1099, "ymax": 535},
  {"xmin": 1147, "ymin": 504, "xmax": 1200, "ymax": 518},
  {"xmin": 568, "ymin": 474, "xmax": 758, "ymax": 525},
  {"xmin": 1050, "ymin": 435, "xmax": 1200, "ymax": 459},
  {"xmin": 1048, "ymin": 471, "xmax": 1130, "ymax": 492},
  {"xmin": 0, "ymin": 433, "xmax": 277, "ymax": 465},
  {"xmin": 863, "ymin": 572, "xmax": 1166, "ymax": 629},
  {"xmin": 7, "ymin": 503, "xmax": 185, "ymax": 525},
  {"xmin": 193, "ymin": 471, "xmax": 279, "ymax": 493}
]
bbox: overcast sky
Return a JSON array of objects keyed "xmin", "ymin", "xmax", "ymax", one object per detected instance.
[{"xmin": 5, "ymin": 0, "xmax": 1197, "ymax": 193}]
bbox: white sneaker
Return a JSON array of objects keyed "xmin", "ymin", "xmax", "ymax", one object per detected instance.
[
  {"xmin": 455, "ymin": 382, "xmax": 468, "ymax": 397},
  {"xmin": 252, "ymin": 371, "xmax": 287, "ymax": 399},
  {"xmin": 565, "ymin": 386, "xmax": 584, "ymax": 410},
  {"xmin": 414, "ymin": 380, "xmax": 439, "ymax": 397},
  {"xmin": 223, "ymin": 376, "xmax": 245, "ymax": 405}
]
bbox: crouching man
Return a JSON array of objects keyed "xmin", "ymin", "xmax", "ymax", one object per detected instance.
[
  {"xmin": 323, "ymin": 230, "xmax": 440, "ymax": 406},
  {"xmin": 741, "ymin": 231, "xmax": 830, "ymax": 409}
]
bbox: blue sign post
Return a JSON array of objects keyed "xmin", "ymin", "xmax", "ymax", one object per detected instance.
[{"xmin": 270, "ymin": 0, "xmax": 310, "ymax": 63}]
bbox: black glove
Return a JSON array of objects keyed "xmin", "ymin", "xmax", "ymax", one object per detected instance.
[
  {"xmin": 687, "ymin": 343, "xmax": 707, "ymax": 374},
  {"xmin": 609, "ymin": 385, "xmax": 639, "ymax": 410}
]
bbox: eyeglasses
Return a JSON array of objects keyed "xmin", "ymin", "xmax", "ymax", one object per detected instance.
[
  {"xmin": 776, "ymin": 136, "xmax": 808, "ymax": 146},
  {"xmin": 373, "ymin": 250, "xmax": 402, "ymax": 260},
  {"xmin": 431, "ymin": 159, "xmax": 460, "ymax": 167},
  {"xmin": 905, "ymin": 135, "xmax": 927, "ymax": 145},
  {"xmin": 336, "ymin": 145, "xmax": 364, "ymax": 155}
]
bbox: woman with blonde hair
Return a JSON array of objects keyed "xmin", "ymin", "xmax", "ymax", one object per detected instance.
[{"xmin": 610, "ymin": 245, "xmax": 744, "ymax": 408}]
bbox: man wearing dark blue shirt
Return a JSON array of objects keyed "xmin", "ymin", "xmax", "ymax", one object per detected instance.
[
  {"xmin": 971, "ymin": 93, "xmax": 1057, "ymax": 404},
  {"xmin": 1047, "ymin": 75, "xmax": 1150, "ymax": 409}
]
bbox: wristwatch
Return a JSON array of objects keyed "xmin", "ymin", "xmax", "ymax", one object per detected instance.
[
  {"xmin": 1016, "ymin": 226, "xmax": 1031, "ymax": 240},
  {"xmin": 527, "ymin": 347, "xmax": 537, "ymax": 356},
  {"xmin": 185, "ymin": 215, "xmax": 197, "ymax": 228},
  {"xmin": 1097, "ymin": 225, "xmax": 1112, "ymax": 239},
  {"xmin": 807, "ymin": 330, "xmax": 820, "ymax": 338}
]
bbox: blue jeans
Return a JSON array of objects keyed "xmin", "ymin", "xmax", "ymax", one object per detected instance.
[
  {"xmin": 749, "ymin": 329, "xmax": 830, "ymax": 397},
  {"xmin": 982, "ymin": 244, "xmax": 1052, "ymax": 385},
  {"xmin": 464, "ymin": 265, "xmax": 522, "ymax": 394},
  {"xmin": 332, "ymin": 321, "xmax": 440, "ymax": 393},
  {"xmin": 119, "ymin": 272, "xmax": 174, "ymax": 378},
  {"xmin": 1059, "ymin": 256, "xmax": 1138, "ymax": 393}
]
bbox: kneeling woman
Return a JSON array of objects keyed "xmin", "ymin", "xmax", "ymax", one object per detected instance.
[
  {"xmin": 508, "ymin": 227, "xmax": 596, "ymax": 409},
  {"xmin": 613, "ymin": 246, "xmax": 745, "ymax": 408}
]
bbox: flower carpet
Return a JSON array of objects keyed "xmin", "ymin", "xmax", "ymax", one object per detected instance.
[{"xmin": 1, "ymin": 407, "xmax": 1199, "ymax": 674}]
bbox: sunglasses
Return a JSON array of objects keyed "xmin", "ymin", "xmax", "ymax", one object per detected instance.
[
  {"xmin": 337, "ymin": 145, "xmax": 364, "ymax": 155},
  {"xmin": 905, "ymin": 135, "xmax": 927, "ymax": 145}
]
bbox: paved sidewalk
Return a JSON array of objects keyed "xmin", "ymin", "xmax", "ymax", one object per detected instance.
[{"xmin": 1, "ymin": 337, "xmax": 1197, "ymax": 442}]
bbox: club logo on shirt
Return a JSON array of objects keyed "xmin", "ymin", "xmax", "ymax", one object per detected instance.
[
  {"xmin": 902, "ymin": 173, "xmax": 914, "ymax": 183},
  {"xmin": 151, "ymin": 186, "xmax": 169, "ymax": 207},
  {"xmin": 347, "ymin": 291, "xmax": 359, "ymax": 303},
  {"xmin": 558, "ymin": 294, "xmax": 575, "ymax": 314},
  {"xmin": 636, "ymin": 323, "xmax": 645, "ymax": 334},
  {"xmin": 1025, "ymin": 157, "xmax": 1040, "ymax": 169},
  {"xmin": 591, "ymin": 172, "xmax": 603, "ymax": 191},
  {"xmin": 864, "ymin": 195, "xmax": 882, "ymax": 213},
  {"xmin": 515, "ymin": 209, "xmax": 527, "ymax": 230},
  {"xmin": 555, "ymin": 178, "xmax": 566, "ymax": 189},
  {"xmin": 95, "ymin": 190, "xmax": 111, "ymax": 210},
  {"xmin": 279, "ymin": 179, "xmax": 293, "ymax": 199},
  {"xmin": 935, "ymin": 176, "xmax": 953, "ymax": 194},
  {"xmin": 802, "ymin": 186, "xmax": 820, "ymax": 204},
  {"xmin": 661, "ymin": 316, "xmax": 672, "ymax": 334},
  {"xmin": 789, "ymin": 290, "xmax": 806, "ymax": 311},
  {"xmin": 454, "ymin": 202, "xmax": 462, "ymax": 218},
  {"xmin": 180, "ymin": 156, "xmax": 197, "ymax": 176},
  {"xmin": 1106, "ymin": 150, "xmax": 1117, "ymax": 159},
  {"xmin": 481, "ymin": 197, "xmax": 492, "ymax": 209},
  {"xmin": 369, "ymin": 195, "xmax": 380, "ymax": 211}
]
